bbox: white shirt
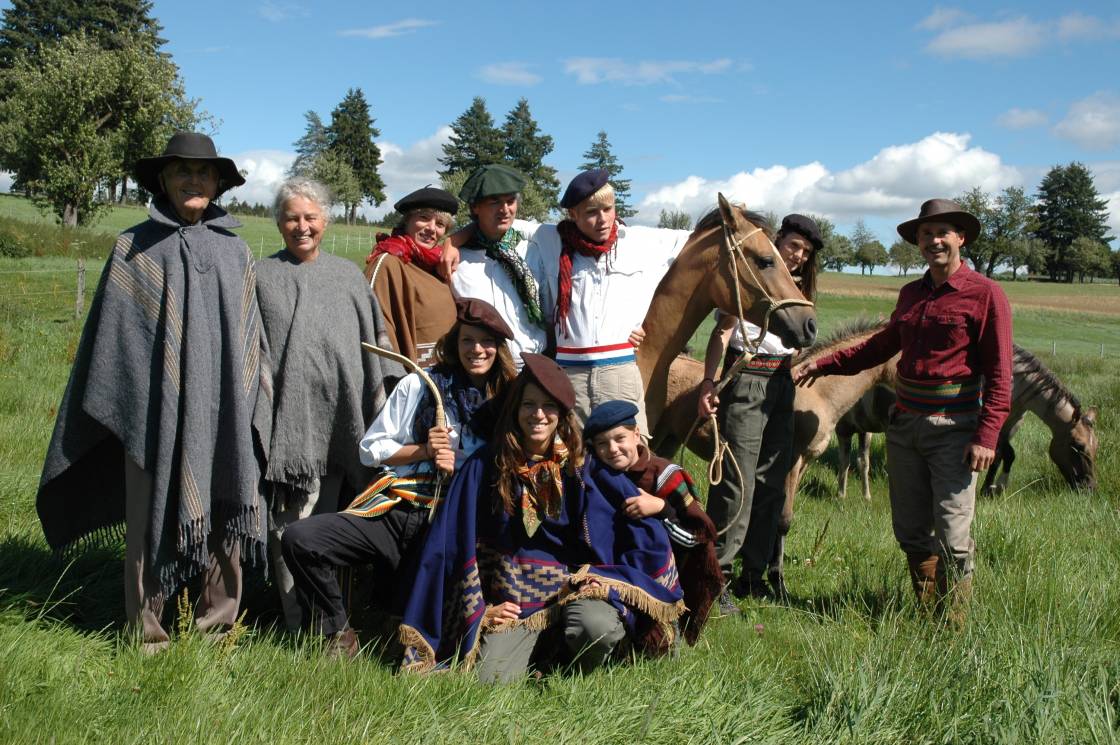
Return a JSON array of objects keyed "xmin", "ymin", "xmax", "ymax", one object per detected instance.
[
  {"xmin": 451, "ymin": 219, "xmax": 546, "ymax": 366},
  {"xmin": 358, "ymin": 372, "xmax": 484, "ymax": 476},
  {"xmin": 720, "ymin": 310, "xmax": 798, "ymax": 356},
  {"xmin": 529, "ymin": 223, "xmax": 691, "ymax": 366}
]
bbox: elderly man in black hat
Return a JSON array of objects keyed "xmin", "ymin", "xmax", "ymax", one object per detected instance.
[
  {"xmin": 795, "ymin": 199, "xmax": 1012, "ymax": 626},
  {"xmin": 696, "ymin": 213, "xmax": 821, "ymax": 614},
  {"xmin": 37, "ymin": 132, "xmax": 264, "ymax": 652},
  {"xmin": 447, "ymin": 164, "xmax": 548, "ymax": 366},
  {"xmin": 527, "ymin": 168, "xmax": 692, "ymax": 429}
]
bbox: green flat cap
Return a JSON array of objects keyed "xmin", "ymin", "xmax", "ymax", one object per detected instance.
[{"xmin": 459, "ymin": 163, "xmax": 527, "ymax": 204}]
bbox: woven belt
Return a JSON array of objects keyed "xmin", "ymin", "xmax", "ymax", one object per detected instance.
[
  {"xmin": 896, "ymin": 375, "xmax": 982, "ymax": 416},
  {"xmin": 725, "ymin": 348, "xmax": 792, "ymax": 377},
  {"xmin": 343, "ymin": 471, "xmax": 438, "ymax": 518}
]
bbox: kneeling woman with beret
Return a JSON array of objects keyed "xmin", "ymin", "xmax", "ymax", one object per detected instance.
[
  {"xmin": 399, "ymin": 354, "xmax": 685, "ymax": 683},
  {"xmin": 281, "ymin": 297, "xmax": 517, "ymax": 659}
]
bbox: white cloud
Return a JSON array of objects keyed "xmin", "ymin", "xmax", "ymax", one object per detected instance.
[
  {"xmin": 221, "ymin": 127, "xmax": 451, "ymax": 220},
  {"xmin": 925, "ymin": 16, "xmax": 1045, "ymax": 58},
  {"xmin": 917, "ymin": 6, "xmax": 969, "ymax": 31},
  {"xmin": 563, "ymin": 57, "xmax": 732, "ymax": 86},
  {"xmin": 996, "ymin": 107, "xmax": 1048, "ymax": 130},
  {"xmin": 637, "ymin": 132, "xmax": 1021, "ymax": 227},
  {"xmin": 1090, "ymin": 161, "xmax": 1120, "ymax": 240},
  {"xmin": 1053, "ymin": 92, "xmax": 1120, "ymax": 151},
  {"xmin": 477, "ymin": 62, "xmax": 541, "ymax": 86},
  {"xmin": 1056, "ymin": 12, "xmax": 1120, "ymax": 41},
  {"xmin": 0, "ymin": 171, "xmax": 13, "ymax": 193},
  {"xmin": 338, "ymin": 18, "xmax": 438, "ymax": 39},
  {"xmin": 258, "ymin": 2, "xmax": 307, "ymax": 22}
]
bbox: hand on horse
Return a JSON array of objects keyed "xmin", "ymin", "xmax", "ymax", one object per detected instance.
[
  {"xmin": 965, "ymin": 442, "xmax": 995, "ymax": 472},
  {"xmin": 792, "ymin": 361, "xmax": 821, "ymax": 387},
  {"xmin": 628, "ymin": 326, "xmax": 646, "ymax": 348},
  {"xmin": 698, "ymin": 378, "xmax": 719, "ymax": 418},
  {"xmin": 483, "ymin": 601, "xmax": 521, "ymax": 628},
  {"xmin": 624, "ymin": 492, "xmax": 666, "ymax": 519},
  {"xmin": 437, "ymin": 240, "xmax": 460, "ymax": 281}
]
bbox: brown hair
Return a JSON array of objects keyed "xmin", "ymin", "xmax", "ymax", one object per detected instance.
[
  {"xmin": 490, "ymin": 375, "xmax": 584, "ymax": 515},
  {"xmin": 431, "ymin": 322, "xmax": 517, "ymax": 401}
]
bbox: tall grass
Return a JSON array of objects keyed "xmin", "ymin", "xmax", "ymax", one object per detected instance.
[{"xmin": 1, "ymin": 257, "xmax": 1118, "ymax": 743}]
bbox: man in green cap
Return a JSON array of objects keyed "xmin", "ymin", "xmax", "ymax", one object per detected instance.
[{"xmin": 449, "ymin": 164, "xmax": 547, "ymax": 366}]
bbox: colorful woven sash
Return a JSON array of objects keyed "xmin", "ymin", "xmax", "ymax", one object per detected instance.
[
  {"xmin": 726, "ymin": 349, "xmax": 792, "ymax": 377},
  {"xmin": 896, "ymin": 375, "xmax": 982, "ymax": 416},
  {"xmin": 343, "ymin": 471, "xmax": 438, "ymax": 518}
]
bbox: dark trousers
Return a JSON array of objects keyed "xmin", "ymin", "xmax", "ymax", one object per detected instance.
[
  {"xmin": 705, "ymin": 369, "xmax": 795, "ymax": 580},
  {"xmin": 280, "ymin": 502, "xmax": 429, "ymax": 637}
]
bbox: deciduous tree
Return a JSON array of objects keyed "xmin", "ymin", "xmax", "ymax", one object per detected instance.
[
  {"xmin": 657, "ymin": 209, "xmax": 691, "ymax": 230},
  {"xmin": 888, "ymin": 239, "xmax": 921, "ymax": 276},
  {"xmin": 581, "ymin": 131, "xmax": 635, "ymax": 219}
]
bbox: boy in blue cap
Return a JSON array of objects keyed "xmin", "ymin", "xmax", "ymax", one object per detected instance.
[{"xmin": 585, "ymin": 400, "xmax": 723, "ymax": 640}]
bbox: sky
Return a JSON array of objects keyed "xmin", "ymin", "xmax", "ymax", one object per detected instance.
[{"xmin": 3, "ymin": 0, "xmax": 1120, "ymax": 245}]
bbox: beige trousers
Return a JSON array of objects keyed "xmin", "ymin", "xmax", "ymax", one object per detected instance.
[
  {"xmin": 124, "ymin": 456, "xmax": 242, "ymax": 643},
  {"xmin": 564, "ymin": 361, "xmax": 649, "ymax": 436}
]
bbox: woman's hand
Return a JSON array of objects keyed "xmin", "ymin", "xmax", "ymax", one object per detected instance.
[
  {"xmin": 426, "ymin": 426, "xmax": 454, "ymax": 475},
  {"xmin": 698, "ymin": 378, "xmax": 718, "ymax": 418},
  {"xmin": 628, "ymin": 326, "xmax": 646, "ymax": 348},
  {"xmin": 623, "ymin": 491, "xmax": 666, "ymax": 519},
  {"xmin": 483, "ymin": 601, "xmax": 521, "ymax": 628}
]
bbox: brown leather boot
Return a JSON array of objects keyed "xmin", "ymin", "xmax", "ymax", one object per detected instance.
[
  {"xmin": 324, "ymin": 627, "xmax": 360, "ymax": 660},
  {"xmin": 905, "ymin": 553, "xmax": 940, "ymax": 607},
  {"xmin": 946, "ymin": 576, "xmax": 973, "ymax": 630}
]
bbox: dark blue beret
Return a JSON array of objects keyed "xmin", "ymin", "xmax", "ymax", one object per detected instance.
[
  {"xmin": 560, "ymin": 168, "xmax": 610, "ymax": 209},
  {"xmin": 394, "ymin": 186, "xmax": 458, "ymax": 215},
  {"xmin": 584, "ymin": 400, "xmax": 639, "ymax": 440}
]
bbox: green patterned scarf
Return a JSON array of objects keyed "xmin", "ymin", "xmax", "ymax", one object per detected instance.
[{"xmin": 471, "ymin": 227, "xmax": 544, "ymax": 327}]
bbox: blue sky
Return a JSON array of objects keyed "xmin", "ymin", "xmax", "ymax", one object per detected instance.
[{"xmin": 4, "ymin": 0, "xmax": 1120, "ymax": 243}]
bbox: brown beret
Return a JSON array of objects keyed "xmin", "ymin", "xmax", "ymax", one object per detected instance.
[
  {"xmin": 519, "ymin": 353, "xmax": 576, "ymax": 412},
  {"xmin": 454, "ymin": 297, "xmax": 514, "ymax": 341}
]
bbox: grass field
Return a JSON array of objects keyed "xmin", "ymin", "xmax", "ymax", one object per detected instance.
[{"xmin": 1, "ymin": 231, "xmax": 1118, "ymax": 742}]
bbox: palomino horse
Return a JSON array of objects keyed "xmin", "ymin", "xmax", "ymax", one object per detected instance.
[
  {"xmin": 638, "ymin": 195, "xmax": 817, "ymax": 433},
  {"xmin": 834, "ymin": 344, "xmax": 1100, "ymax": 499}
]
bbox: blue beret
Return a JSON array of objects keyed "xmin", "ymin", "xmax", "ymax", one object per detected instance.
[
  {"xmin": 584, "ymin": 400, "xmax": 639, "ymax": 440},
  {"xmin": 560, "ymin": 169, "xmax": 610, "ymax": 209}
]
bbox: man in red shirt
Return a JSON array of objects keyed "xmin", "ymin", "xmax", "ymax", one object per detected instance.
[{"xmin": 793, "ymin": 199, "xmax": 1012, "ymax": 623}]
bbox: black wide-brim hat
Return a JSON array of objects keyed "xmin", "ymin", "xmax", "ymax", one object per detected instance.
[
  {"xmin": 394, "ymin": 186, "xmax": 459, "ymax": 215},
  {"xmin": 134, "ymin": 132, "xmax": 245, "ymax": 198},
  {"xmin": 897, "ymin": 198, "xmax": 982, "ymax": 246}
]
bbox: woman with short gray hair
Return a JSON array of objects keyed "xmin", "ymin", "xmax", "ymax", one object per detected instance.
[{"xmin": 253, "ymin": 177, "xmax": 402, "ymax": 630}]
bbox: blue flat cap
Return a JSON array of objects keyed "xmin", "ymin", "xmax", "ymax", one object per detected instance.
[
  {"xmin": 584, "ymin": 400, "xmax": 639, "ymax": 440},
  {"xmin": 560, "ymin": 168, "xmax": 610, "ymax": 209}
]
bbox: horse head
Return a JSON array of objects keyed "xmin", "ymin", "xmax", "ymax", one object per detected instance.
[
  {"xmin": 1049, "ymin": 405, "xmax": 1098, "ymax": 490},
  {"xmin": 710, "ymin": 193, "xmax": 817, "ymax": 349}
]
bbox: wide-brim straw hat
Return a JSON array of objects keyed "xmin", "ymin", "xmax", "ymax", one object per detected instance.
[
  {"xmin": 897, "ymin": 198, "xmax": 982, "ymax": 246},
  {"xmin": 134, "ymin": 132, "xmax": 245, "ymax": 198}
]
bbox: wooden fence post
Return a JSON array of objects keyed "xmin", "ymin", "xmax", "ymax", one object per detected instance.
[{"xmin": 75, "ymin": 258, "xmax": 85, "ymax": 319}]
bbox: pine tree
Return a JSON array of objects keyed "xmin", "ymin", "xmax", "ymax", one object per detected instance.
[
  {"xmin": 1034, "ymin": 162, "xmax": 1113, "ymax": 282},
  {"xmin": 439, "ymin": 97, "xmax": 504, "ymax": 177},
  {"xmin": 0, "ymin": 0, "xmax": 165, "ymax": 68},
  {"xmin": 580, "ymin": 130, "xmax": 636, "ymax": 219},
  {"xmin": 501, "ymin": 98, "xmax": 559, "ymax": 210},
  {"xmin": 326, "ymin": 88, "xmax": 385, "ymax": 223},
  {"xmin": 289, "ymin": 111, "xmax": 329, "ymax": 177}
]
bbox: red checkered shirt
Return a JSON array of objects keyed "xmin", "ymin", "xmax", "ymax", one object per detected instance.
[{"xmin": 812, "ymin": 262, "xmax": 1013, "ymax": 449}]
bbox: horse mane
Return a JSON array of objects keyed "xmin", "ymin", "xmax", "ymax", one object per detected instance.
[
  {"xmin": 1012, "ymin": 345, "xmax": 1081, "ymax": 412},
  {"xmin": 796, "ymin": 317, "xmax": 889, "ymax": 361},
  {"xmin": 694, "ymin": 205, "xmax": 775, "ymax": 238}
]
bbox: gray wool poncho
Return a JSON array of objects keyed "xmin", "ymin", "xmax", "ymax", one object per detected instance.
[
  {"xmin": 37, "ymin": 198, "xmax": 266, "ymax": 596},
  {"xmin": 252, "ymin": 250, "xmax": 402, "ymax": 499}
]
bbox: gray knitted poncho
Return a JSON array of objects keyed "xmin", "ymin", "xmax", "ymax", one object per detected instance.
[
  {"xmin": 37, "ymin": 198, "xmax": 266, "ymax": 596},
  {"xmin": 252, "ymin": 249, "xmax": 402, "ymax": 499}
]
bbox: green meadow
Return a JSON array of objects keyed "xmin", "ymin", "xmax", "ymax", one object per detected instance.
[{"xmin": 0, "ymin": 205, "xmax": 1118, "ymax": 743}]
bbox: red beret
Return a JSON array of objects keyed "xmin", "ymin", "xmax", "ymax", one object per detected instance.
[
  {"xmin": 519, "ymin": 353, "xmax": 576, "ymax": 411},
  {"xmin": 455, "ymin": 297, "xmax": 514, "ymax": 341}
]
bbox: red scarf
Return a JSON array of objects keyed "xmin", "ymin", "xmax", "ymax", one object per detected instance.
[
  {"xmin": 555, "ymin": 219, "xmax": 618, "ymax": 337},
  {"xmin": 366, "ymin": 232, "xmax": 443, "ymax": 274}
]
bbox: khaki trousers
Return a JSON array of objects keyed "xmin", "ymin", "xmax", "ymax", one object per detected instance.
[
  {"xmin": 124, "ymin": 456, "xmax": 242, "ymax": 643},
  {"xmin": 475, "ymin": 599, "xmax": 626, "ymax": 684},
  {"xmin": 885, "ymin": 410, "xmax": 979, "ymax": 578},
  {"xmin": 564, "ymin": 361, "xmax": 649, "ymax": 436}
]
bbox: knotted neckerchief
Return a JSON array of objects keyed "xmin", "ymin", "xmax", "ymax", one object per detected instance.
[
  {"xmin": 515, "ymin": 439, "xmax": 569, "ymax": 537},
  {"xmin": 367, "ymin": 232, "xmax": 442, "ymax": 274},
  {"xmin": 555, "ymin": 219, "xmax": 619, "ymax": 338},
  {"xmin": 469, "ymin": 226, "xmax": 545, "ymax": 327},
  {"xmin": 413, "ymin": 366, "xmax": 486, "ymax": 444}
]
